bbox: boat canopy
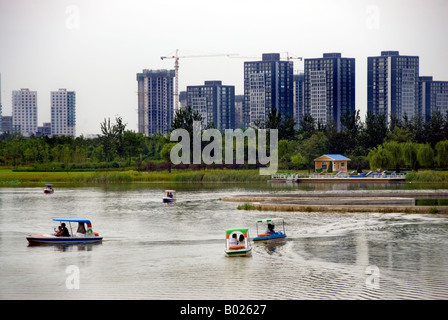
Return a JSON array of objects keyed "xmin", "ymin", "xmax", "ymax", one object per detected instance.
[
  {"xmin": 53, "ymin": 218, "xmax": 92, "ymax": 224},
  {"xmin": 256, "ymin": 218, "xmax": 283, "ymax": 224},
  {"xmin": 225, "ymin": 228, "xmax": 248, "ymax": 237},
  {"xmin": 165, "ymin": 190, "xmax": 176, "ymax": 193}
]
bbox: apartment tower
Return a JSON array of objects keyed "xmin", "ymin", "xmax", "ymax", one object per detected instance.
[
  {"xmin": 367, "ymin": 51, "xmax": 419, "ymax": 124},
  {"xmin": 304, "ymin": 53, "xmax": 356, "ymax": 130},
  {"xmin": 137, "ymin": 69, "xmax": 175, "ymax": 135},
  {"xmin": 12, "ymin": 88, "xmax": 38, "ymax": 137},
  {"xmin": 186, "ymin": 81, "xmax": 235, "ymax": 130},
  {"xmin": 243, "ymin": 53, "xmax": 294, "ymax": 127},
  {"xmin": 51, "ymin": 89, "xmax": 76, "ymax": 137}
]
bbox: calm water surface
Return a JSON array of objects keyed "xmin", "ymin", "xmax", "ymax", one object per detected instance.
[{"xmin": 1, "ymin": 182, "xmax": 448, "ymax": 300}]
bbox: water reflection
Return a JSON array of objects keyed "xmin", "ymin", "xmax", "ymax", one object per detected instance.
[{"xmin": 27, "ymin": 242, "xmax": 102, "ymax": 252}]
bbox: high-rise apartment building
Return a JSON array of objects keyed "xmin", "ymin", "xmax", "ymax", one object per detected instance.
[
  {"xmin": 293, "ymin": 73, "xmax": 305, "ymax": 128},
  {"xmin": 12, "ymin": 88, "xmax": 38, "ymax": 137},
  {"xmin": 186, "ymin": 81, "xmax": 235, "ymax": 130},
  {"xmin": 1, "ymin": 116, "xmax": 12, "ymax": 133},
  {"xmin": 418, "ymin": 76, "xmax": 448, "ymax": 121},
  {"xmin": 51, "ymin": 89, "xmax": 76, "ymax": 137},
  {"xmin": 137, "ymin": 69, "xmax": 175, "ymax": 136},
  {"xmin": 367, "ymin": 51, "xmax": 419, "ymax": 123},
  {"xmin": 243, "ymin": 53, "xmax": 294, "ymax": 127},
  {"xmin": 304, "ymin": 53, "xmax": 355, "ymax": 130}
]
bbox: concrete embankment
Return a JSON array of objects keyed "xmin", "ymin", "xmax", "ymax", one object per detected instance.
[{"xmin": 222, "ymin": 191, "xmax": 448, "ymax": 214}]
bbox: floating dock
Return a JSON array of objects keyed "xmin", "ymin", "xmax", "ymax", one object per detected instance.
[
  {"xmin": 269, "ymin": 172, "xmax": 406, "ymax": 183},
  {"xmin": 222, "ymin": 191, "xmax": 448, "ymax": 214}
]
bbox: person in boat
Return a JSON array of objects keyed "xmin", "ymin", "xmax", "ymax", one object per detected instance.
[
  {"xmin": 238, "ymin": 234, "xmax": 245, "ymax": 246},
  {"xmin": 54, "ymin": 225, "xmax": 62, "ymax": 235},
  {"xmin": 56, "ymin": 223, "xmax": 70, "ymax": 237},
  {"xmin": 265, "ymin": 223, "xmax": 275, "ymax": 234},
  {"xmin": 229, "ymin": 233, "xmax": 238, "ymax": 246},
  {"xmin": 77, "ymin": 222, "xmax": 86, "ymax": 234}
]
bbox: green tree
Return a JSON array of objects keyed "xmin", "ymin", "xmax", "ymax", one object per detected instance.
[
  {"xmin": 402, "ymin": 142, "xmax": 419, "ymax": 171},
  {"xmin": 123, "ymin": 130, "xmax": 144, "ymax": 166},
  {"xmin": 298, "ymin": 113, "xmax": 315, "ymax": 140},
  {"xmin": 298, "ymin": 132, "xmax": 328, "ymax": 173},
  {"xmin": 386, "ymin": 126, "xmax": 413, "ymax": 143},
  {"xmin": 360, "ymin": 112, "xmax": 388, "ymax": 150},
  {"xmin": 417, "ymin": 143, "xmax": 434, "ymax": 168},
  {"xmin": 171, "ymin": 105, "xmax": 203, "ymax": 133},
  {"xmin": 99, "ymin": 118, "xmax": 116, "ymax": 162},
  {"xmin": 341, "ymin": 109, "xmax": 361, "ymax": 144},
  {"xmin": 161, "ymin": 142, "xmax": 177, "ymax": 162},
  {"xmin": 265, "ymin": 108, "xmax": 282, "ymax": 130},
  {"xmin": 435, "ymin": 140, "xmax": 448, "ymax": 167},
  {"xmin": 383, "ymin": 141, "xmax": 403, "ymax": 172},
  {"xmin": 113, "ymin": 116, "xmax": 127, "ymax": 159},
  {"xmin": 290, "ymin": 152, "xmax": 305, "ymax": 170},
  {"xmin": 367, "ymin": 145, "xmax": 393, "ymax": 171},
  {"xmin": 424, "ymin": 110, "xmax": 445, "ymax": 147},
  {"xmin": 279, "ymin": 114, "xmax": 297, "ymax": 140}
]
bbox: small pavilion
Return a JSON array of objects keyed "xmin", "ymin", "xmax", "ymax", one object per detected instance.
[{"xmin": 314, "ymin": 154, "xmax": 350, "ymax": 172}]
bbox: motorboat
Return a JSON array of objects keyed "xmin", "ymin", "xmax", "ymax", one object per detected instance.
[
  {"xmin": 253, "ymin": 218, "xmax": 286, "ymax": 242},
  {"xmin": 26, "ymin": 218, "xmax": 103, "ymax": 245},
  {"xmin": 224, "ymin": 228, "xmax": 252, "ymax": 257},
  {"xmin": 43, "ymin": 184, "xmax": 54, "ymax": 194},
  {"xmin": 163, "ymin": 190, "xmax": 176, "ymax": 203}
]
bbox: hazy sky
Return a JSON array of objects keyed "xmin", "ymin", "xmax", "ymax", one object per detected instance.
[{"xmin": 1, "ymin": 0, "xmax": 447, "ymax": 135}]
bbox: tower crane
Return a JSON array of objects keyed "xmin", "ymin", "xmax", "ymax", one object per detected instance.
[
  {"xmin": 229, "ymin": 52, "xmax": 303, "ymax": 61},
  {"xmin": 160, "ymin": 49, "xmax": 238, "ymax": 110}
]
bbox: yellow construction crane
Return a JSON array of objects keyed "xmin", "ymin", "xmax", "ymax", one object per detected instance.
[{"xmin": 160, "ymin": 49, "xmax": 238, "ymax": 110}]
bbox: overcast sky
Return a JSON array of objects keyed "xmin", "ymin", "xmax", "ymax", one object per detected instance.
[{"xmin": 1, "ymin": 0, "xmax": 447, "ymax": 135}]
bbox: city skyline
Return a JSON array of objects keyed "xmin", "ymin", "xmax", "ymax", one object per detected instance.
[{"xmin": 1, "ymin": 0, "xmax": 447, "ymax": 135}]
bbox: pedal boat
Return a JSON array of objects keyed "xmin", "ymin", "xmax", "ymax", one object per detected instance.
[
  {"xmin": 253, "ymin": 218, "xmax": 286, "ymax": 242},
  {"xmin": 43, "ymin": 184, "xmax": 54, "ymax": 194},
  {"xmin": 224, "ymin": 228, "xmax": 252, "ymax": 257},
  {"xmin": 162, "ymin": 190, "xmax": 176, "ymax": 203},
  {"xmin": 26, "ymin": 218, "xmax": 103, "ymax": 245}
]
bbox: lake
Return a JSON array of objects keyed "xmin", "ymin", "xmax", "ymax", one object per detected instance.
[{"xmin": 1, "ymin": 182, "xmax": 448, "ymax": 300}]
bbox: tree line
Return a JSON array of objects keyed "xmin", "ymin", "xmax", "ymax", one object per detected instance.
[
  {"xmin": 276, "ymin": 109, "xmax": 448, "ymax": 172},
  {"xmin": 1, "ymin": 108, "xmax": 447, "ymax": 172}
]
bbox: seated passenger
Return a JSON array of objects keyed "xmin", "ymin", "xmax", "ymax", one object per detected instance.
[
  {"xmin": 238, "ymin": 234, "xmax": 245, "ymax": 246},
  {"xmin": 265, "ymin": 223, "xmax": 275, "ymax": 234},
  {"xmin": 229, "ymin": 233, "xmax": 238, "ymax": 246},
  {"xmin": 76, "ymin": 222, "xmax": 86, "ymax": 237},
  {"xmin": 56, "ymin": 223, "xmax": 70, "ymax": 237}
]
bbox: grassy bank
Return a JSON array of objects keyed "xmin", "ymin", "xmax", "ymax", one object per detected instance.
[
  {"xmin": 0, "ymin": 169, "xmax": 269, "ymax": 185},
  {"xmin": 405, "ymin": 171, "xmax": 448, "ymax": 182},
  {"xmin": 1, "ymin": 168, "xmax": 447, "ymax": 186}
]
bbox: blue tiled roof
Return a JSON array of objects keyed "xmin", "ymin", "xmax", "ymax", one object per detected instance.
[{"xmin": 323, "ymin": 154, "xmax": 351, "ymax": 161}]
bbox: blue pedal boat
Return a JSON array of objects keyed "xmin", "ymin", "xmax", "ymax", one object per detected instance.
[
  {"xmin": 27, "ymin": 218, "xmax": 103, "ymax": 245},
  {"xmin": 253, "ymin": 218, "xmax": 286, "ymax": 242}
]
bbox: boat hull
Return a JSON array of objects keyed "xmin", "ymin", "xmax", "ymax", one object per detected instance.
[
  {"xmin": 27, "ymin": 235, "xmax": 102, "ymax": 245},
  {"xmin": 162, "ymin": 197, "xmax": 176, "ymax": 203},
  {"xmin": 225, "ymin": 247, "xmax": 252, "ymax": 257},
  {"xmin": 253, "ymin": 232, "xmax": 286, "ymax": 242}
]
